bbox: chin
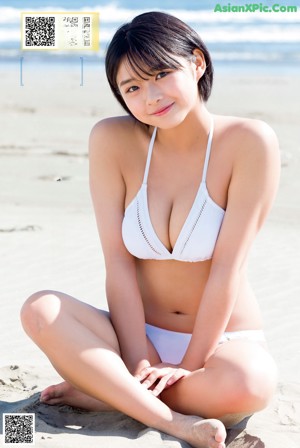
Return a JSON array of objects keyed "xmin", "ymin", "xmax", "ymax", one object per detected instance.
[
  {"xmin": 155, "ymin": 117, "xmax": 188, "ymax": 130},
  {"xmin": 147, "ymin": 112, "xmax": 189, "ymax": 130}
]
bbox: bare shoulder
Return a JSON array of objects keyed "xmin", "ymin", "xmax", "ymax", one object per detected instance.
[
  {"xmin": 90, "ymin": 115, "xmax": 134, "ymax": 141},
  {"xmin": 216, "ymin": 115, "xmax": 280, "ymax": 161},
  {"xmin": 89, "ymin": 116, "xmax": 153, "ymax": 199},
  {"xmin": 211, "ymin": 116, "xmax": 280, "ymax": 268},
  {"xmin": 89, "ymin": 115, "xmax": 148, "ymax": 160},
  {"xmin": 216, "ymin": 115, "xmax": 281, "ymax": 210},
  {"xmin": 214, "ymin": 115, "xmax": 281, "ymax": 187}
]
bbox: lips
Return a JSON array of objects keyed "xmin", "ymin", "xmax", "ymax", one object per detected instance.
[{"xmin": 151, "ymin": 102, "xmax": 174, "ymax": 116}]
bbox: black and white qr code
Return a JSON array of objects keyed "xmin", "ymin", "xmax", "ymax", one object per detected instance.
[
  {"xmin": 25, "ymin": 16, "xmax": 55, "ymax": 47},
  {"xmin": 3, "ymin": 413, "xmax": 35, "ymax": 445},
  {"xmin": 21, "ymin": 12, "xmax": 99, "ymax": 51},
  {"xmin": 83, "ymin": 16, "xmax": 91, "ymax": 46}
]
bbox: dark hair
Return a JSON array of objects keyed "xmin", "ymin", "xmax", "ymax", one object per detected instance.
[{"xmin": 105, "ymin": 11, "xmax": 214, "ymax": 117}]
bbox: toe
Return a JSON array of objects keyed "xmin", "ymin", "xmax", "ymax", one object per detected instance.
[
  {"xmin": 40, "ymin": 384, "xmax": 64, "ymax": 403},
  {"xmin": 214, "ymin": 421, "xmax": 226, "ymax": 443}
]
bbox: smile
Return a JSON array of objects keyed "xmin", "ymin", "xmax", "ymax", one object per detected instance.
[{"xmin": 151, "ymin": 103, "xmax": 174, "ymax": 116}]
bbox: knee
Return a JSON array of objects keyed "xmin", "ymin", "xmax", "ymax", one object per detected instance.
[
  {"xmin": 228, "ymin": 356, "xmax": 278, "ymax": 413},
  {"xmin": 20, "ymin": 290, "xmax": 62, "ymax": 338}
]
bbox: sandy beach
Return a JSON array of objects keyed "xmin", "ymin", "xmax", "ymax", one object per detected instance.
[{"xmin": 0, "ymin": 62, "xmax": 299, "ymax": 447}]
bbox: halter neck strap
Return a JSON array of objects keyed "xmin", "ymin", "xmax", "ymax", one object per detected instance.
[
  {"xmin": 201, "ymin": 118, "xmax": 214, "ymax": 183},
  {"xmin": 142, "ymin": 118, "xmax": 214, "ymax": 185},
  {"xmin": 143, "ymin": 127, "xmax": 157, "ymax": 184}
]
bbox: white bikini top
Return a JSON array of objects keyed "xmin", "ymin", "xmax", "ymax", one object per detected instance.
[{"xmin": 122, "ymin": 120, "xmax": 225, "ymax": 262}]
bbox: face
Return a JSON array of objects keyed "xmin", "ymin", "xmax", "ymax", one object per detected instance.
[{"xmin": 116, "ymin": 54, "xmax": 204, "ymax": 129}]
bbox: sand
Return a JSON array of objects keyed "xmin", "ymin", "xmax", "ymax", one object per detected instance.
[{"xmin": 0, "ymin": 62, "xmax": 299, "ymax": 447}]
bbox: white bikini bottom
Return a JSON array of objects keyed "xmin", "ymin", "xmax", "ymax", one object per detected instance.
[{"xmin": 145, "ymin": 323, "xmax": 266, "ymax": 365}]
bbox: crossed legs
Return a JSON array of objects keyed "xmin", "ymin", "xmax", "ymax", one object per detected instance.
[{"xmin": 20, "ymin": 290, "xmax": 277, "ymax": 447}]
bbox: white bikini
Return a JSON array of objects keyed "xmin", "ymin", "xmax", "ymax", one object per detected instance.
[
  {"xmin": 145, "ymin": 324, "xmax": 266, "ymax": 364},
  {"xmin": 122, "ymin": 119, "xmax": 265, "ymax": 363},
  {"xmin": 122, "ymin": 120, "xmax": 225, "ymax": 262}
]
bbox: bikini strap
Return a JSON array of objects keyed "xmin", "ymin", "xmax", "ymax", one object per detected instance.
[
  {"xmin": 201, "ymin": 118, "xmax": 214, "ymax": 183},
  {"xmin": 144, "ymin": 122, "xmax": 213, "ymax": 184},
  {"xmin": 143, "ymin": 126, "xmax": 157, "ymax": 184}
]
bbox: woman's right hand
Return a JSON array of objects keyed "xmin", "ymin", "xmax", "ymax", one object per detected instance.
[
  {"xmin": 132, "ymin": 359, "xmax": 152, "ymax": 377},
  {"xmin": 134, "ymin": 362, "xmax": 190, "ymax": 397}
]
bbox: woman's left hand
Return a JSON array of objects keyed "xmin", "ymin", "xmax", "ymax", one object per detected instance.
[{"xmin": 135, "ymin": 363, "xmax": 190, "ymax": 397}]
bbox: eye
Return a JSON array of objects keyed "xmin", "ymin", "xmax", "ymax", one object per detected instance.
[
  {"xmin": 126, "ymin": 85, "xmax": 139, "ymax": 93},
  {"xmin": 156, "ymin": 71, "xmax": 169, "ymax": 80}
]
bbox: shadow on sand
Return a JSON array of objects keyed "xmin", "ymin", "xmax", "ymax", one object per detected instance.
[{"xmin": 0, "ymin": 393, "xmax": 265, "ymax": 447}]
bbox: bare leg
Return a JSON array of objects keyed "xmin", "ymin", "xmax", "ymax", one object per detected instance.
[
  {"xmin": 28, "ymin": 297, "xmax": 277, "ymax": 429},
  {"xmin": 41, "ymin": 334, "xmax": 277, "ymax": 428},
  {"xmin": 40, "ymin": 381, "xmax": 114, "ymax": 411},
  {"xmin": 160, "ymin": 340, "xmax": 278, "ymax": 427},
  {"xmin": 40, "ymin": 310, "xmax": 161, "ymax": 411},
  {"xmin": 21, "ymin": 291, "xmax": 226, "ymax": 448}
]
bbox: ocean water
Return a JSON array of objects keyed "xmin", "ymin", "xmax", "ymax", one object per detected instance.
[{"xmin": 0, "ymin": 0, "xmax": 299, "ymax": 73}]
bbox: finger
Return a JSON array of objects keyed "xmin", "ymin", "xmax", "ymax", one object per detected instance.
[
  {"xmin": 134, "ymin": 367, "xmax": 154, "ymax": 382},
  {"xmin": 151, "ymin": 373, "xmax": 174, "ymax": 396},
  {"xmin": 166, "ymin": 369, "xmax": 188, "ymax": 386},
  {"xmin": 136, "ymin": 366, "xmax": 179, "ymax": 391},
  {"xmin": 141, "ymin": 370, "xmax": 162, "ymax": 389},
  {"xmin": 140, "ymin": 367, "xmax": 173, "ymax": 389},
  {"xmin": 151, "ymin": 374, "xmax": 178, "ymax": 396}
]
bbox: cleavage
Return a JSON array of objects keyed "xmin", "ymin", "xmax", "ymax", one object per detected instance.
[{"xmin": 147, "ymin": 178, "xmax": 201, "ymax": 253}]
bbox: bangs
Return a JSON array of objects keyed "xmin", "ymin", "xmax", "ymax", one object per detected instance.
[{"xmin": 124, "ymin": 40, "xmax": 184, "ymax": 80}]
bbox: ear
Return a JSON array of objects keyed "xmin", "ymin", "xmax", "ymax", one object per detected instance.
[{"xmin": 192, "ymin": 49, "xmax": 206, "ymax": 81}]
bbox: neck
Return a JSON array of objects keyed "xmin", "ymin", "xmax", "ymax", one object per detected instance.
[{"xmin": 155, "ymin": 103, "xmax": 212, "ymax": 153}]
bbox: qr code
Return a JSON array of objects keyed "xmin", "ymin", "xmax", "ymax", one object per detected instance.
[
  {"xmin": 83, "ymin": 16, "xmax": 91, "ymax": 46},
  {"xmin": 25, "ymin": 16, "xmax": 55, "ymax": 47},
  {"xmin": 21, "ymin": 12, "xmax": 99, "ymax": 51},
  {"xmin": 61, "ymin": 14, "xmax": 91, "ymax": 48},
  {"xmin": 3, "ymin": 413, "xmax": 35, "ymax": 445}
]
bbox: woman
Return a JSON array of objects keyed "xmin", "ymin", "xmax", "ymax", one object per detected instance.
[{"xmin": 21, "ymin": 11, "xmax": 280, "ymax": 448}]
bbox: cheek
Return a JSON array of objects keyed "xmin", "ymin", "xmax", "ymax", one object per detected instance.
[
  {"xmin": 171, "ymin": 75, "xmax": 196, "ymax": 99},
  {"xmin": 173, "ymin": 82, "xmax": 194, "ymax": 105},
  {"xmin": 182, "ymin": 79, "xmax": 199, "ymax": 103},
  {"xmin": 122, "ymin": 96, "xmax": 144, "ymax": 120},
  {"xmin": 122, "ymin": 95, "xmax": 139, "ymax": 113}
]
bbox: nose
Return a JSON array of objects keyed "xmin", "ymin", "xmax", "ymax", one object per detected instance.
[{"xmin": 145, "ymin": 82, "xmax": 162, "ymax": 105}]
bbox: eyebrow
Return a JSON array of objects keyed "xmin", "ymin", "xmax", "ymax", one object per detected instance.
[{"xmin": 118, "ymin": 77, "xmax": 138, "ymax": 88}]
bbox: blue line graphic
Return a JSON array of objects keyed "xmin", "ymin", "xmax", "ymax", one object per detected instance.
[
  {"xmin": 20, "ymin": 57, "xmax": 24, "ymax": 86},
  {"xmin": 80, "ymin": 57, "xmax": 84, "ymax": 86}
]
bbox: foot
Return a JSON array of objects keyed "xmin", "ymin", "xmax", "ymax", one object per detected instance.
[
  {"xmin": 175, "ymin": 415, "xmax": 226, "ymax": 448},
  {"xmin": 192, "ymin": 418, "xmax": 226, "ymax": 448},
  {"xmin": 40, "ymin": 381, "xmax": 113, "ymax": 411}
]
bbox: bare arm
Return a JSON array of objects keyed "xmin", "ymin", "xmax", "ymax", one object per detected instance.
[
  {"xmin": 89, "ymin": 118, "xmax": 149, "ymax": 375},
  {"xmin": 181, "ymin": 120, "xmax": 281, "ymax": 370}
]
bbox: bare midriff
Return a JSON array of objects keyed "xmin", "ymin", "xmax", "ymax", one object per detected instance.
[{"xmin": 136, "ymin": 258, "xmax": 263, "ymax": 333}]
